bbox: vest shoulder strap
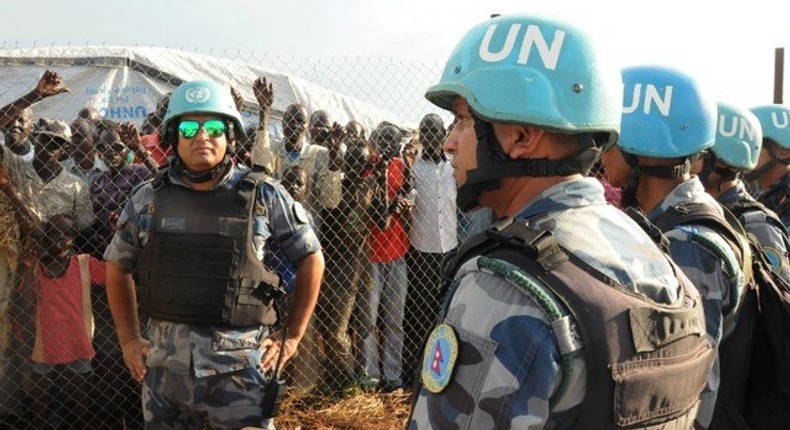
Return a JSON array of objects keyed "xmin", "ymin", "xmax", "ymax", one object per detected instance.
[
  {"xmin": 625, "ymin": 207, "xmax": 671, "ymax": 252},
  {"xmin": 442, "ymin": 217, "xmax": 568, "ymax": 286},
  {"xmin": 238, "ymin": 167, "xmax": 274, "ymax": 218},
  {"xmin": 654, "ymin": 202, "xmax": 753, "ymax": 285}
]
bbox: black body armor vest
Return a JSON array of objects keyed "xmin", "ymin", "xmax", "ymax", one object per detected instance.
[{"xmin": 136, "ymin": 170, "xmax": 282, "ymax": 327}]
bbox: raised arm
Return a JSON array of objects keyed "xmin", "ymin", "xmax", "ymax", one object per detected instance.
[
  {"xmin": 119, "ymin": 122, "xmax": 159, "ymax": 173},
  {"xmin": 0, "ymin": 70, "xmax": 69, "ymax": 132},
  {"xmin": 253, "ymin": 76, "xmax": 273, "ymax": 128}
]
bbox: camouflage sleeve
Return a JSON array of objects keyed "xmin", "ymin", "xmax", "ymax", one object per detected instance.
[
  {"xmin": 259, "ymin": 180, "xmax": 320, "ymax": 265},
  {"xmin": 409, "ymin": 257, "xmax": 583, "ymax": 430},
  {"xmin": 103, "ymin": 184, "xmax": 153, "ymax": 272}
]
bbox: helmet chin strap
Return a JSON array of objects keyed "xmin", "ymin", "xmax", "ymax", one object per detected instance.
[
  {"xmin": 172, "ymin": 154, "xmax": 232, "ymax": 183},
  {"xmin": 455, "ymin": 116, "xmax": 601, "ymax": 212},
  {"xmin": 698, "ymin": 152, "xmax": 738, "ymax": 194}
]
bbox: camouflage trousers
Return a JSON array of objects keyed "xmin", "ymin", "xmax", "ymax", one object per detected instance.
[{"xmin": 143, "ymin": 366, "xmax": 275, "ymax": 430}]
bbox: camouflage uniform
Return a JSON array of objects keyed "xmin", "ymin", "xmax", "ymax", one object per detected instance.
[
  {"xmin": 104, "ymin": 164, "xmax": 320, "ymax": 430},
  {"xmin": 646, "ymin": 176, "xmax": 744, "ymax": 428},
  {"xmin": 409, "ymin": 177, "xmax": 684, "ymax": 429},
  {"xmin": 719, "ymin": 182, "xmax": 790, "ymax": 284},
  {"xmin": 756, "ymin": 173, "xmax": 790, "ymax": 232}
]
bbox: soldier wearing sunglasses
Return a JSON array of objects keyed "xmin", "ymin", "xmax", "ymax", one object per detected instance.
[{"xmin": 104, "ymin": 79, "xmax": 324, "ymax": 430}]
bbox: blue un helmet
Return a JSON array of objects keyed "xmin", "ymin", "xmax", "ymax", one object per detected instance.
[
  {"xmin": 161, "ymin": 80, "xmax": 247, "ymax": 181},
  {"xmin": 697, "ymin": 103, "xmax": 762, "ymax": 191},
  {"xmin": 743, "ymin": 104, "xmax": 790, "ymax": 181},
  {"xmin": 425, "ymin": 14, "xmax": 623, "ymax": 210},
  {"xmin": 162, "ymin": 79, "xmax": 247, "ymax": 148},
  {"xmin": 712, "ymin": 102, "xmax": 762, "ymax": 170},
  {"xmin": 615, "ymin": 65, "xmax": 716, "ymax": 207},
  {"xmin": 750, "ymin": 104, "xmax": 790, "ymax": 149},
  {"xmin": 619, "ymin": 66, "xmax": 716, "ymax": 159}
]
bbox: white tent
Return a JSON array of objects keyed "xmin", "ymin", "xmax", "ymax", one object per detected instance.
[{"xmin": 0, "ymin": 46, "xmax": 410, "ymax": 135}]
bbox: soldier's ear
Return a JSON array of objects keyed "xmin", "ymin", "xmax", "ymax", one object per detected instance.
[{"xmin": 497, "ymin": 125, "xmax": 545, "ymax": 160}]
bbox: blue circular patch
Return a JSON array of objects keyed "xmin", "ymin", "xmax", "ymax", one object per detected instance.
[
  {"xmin": 763, "ymin": 246, "xmax": 784, "ymax": 273},
  {"xmin": 421, "ymin": 323, "xmax": 459, "ymax": 393}
]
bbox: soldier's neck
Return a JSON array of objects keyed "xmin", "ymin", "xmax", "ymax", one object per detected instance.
[
  {"xmin": 637, "ymin": 174, "xmax": 688, "ymax": 214},
  {"xmin": 704, "ymin": 178, "xmax": 737, "ymax": 199},
  {"xmin": 184, "ymin": 175, "xmax": 222, "ymax": 191}
]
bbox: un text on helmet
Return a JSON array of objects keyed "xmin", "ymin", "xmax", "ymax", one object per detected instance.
[
  {"xmin": 623, "ymin": 84, "xmax": 674, "ymax": 116},
  {"xmin": 479, "ymin": 23, "xmax": 566, "ymax": 71},
  {"xmin": 719, "ymin": 115, "xmax": 758, "ymax": 141},
  {"xmin": 771, "ymin": 111, "xmax": 789, "ymax": 129}
]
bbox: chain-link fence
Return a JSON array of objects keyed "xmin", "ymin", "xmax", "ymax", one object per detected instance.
[
  {"xmin": 0, "ymin": 45, "xmax": 510, "ymax": 429},
  {"xmin": 0, "ymin": 44, "xmax": 619, "ymax": 429}
]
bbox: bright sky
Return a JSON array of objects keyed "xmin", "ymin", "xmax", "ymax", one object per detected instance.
[{"xmin": 3, "ymin": 0, "xmax": 788, "ymax": 111}]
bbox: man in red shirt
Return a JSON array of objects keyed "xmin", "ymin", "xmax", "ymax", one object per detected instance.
[{"xmin": 357, "ymin": 124, "xmax": 412, "ymax": 392}]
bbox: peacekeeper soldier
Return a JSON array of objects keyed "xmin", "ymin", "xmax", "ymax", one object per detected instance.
[
  {"xmin": 745, "ymin": 104, "xmax": 790, "ymax": 230},
  {"xmin": 409, "ymin": 14, "xmax": 714, "ymax": 429},
  {"xmin": 602, "ymin": 66, "xmax": 748, "ymax": 430},
  {"xmin": 105, "ymin": 80, "xmax": 325, "ymax": 430},
  {"xmin": 695, "ymin": 103, "xmax": 790, "ymax": 283}
]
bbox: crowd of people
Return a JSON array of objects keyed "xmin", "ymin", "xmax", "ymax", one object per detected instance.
[{"xmin": 0, "ymin": 12, "xmax": 789, "ymax": 430}]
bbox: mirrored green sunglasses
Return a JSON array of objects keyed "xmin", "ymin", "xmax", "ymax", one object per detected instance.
[{"xmin": 177, "ymin": 119, "xmax": 227, "ymax": 139}]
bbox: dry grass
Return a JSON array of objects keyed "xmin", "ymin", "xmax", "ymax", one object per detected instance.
[{"xmin": 274, "ymin": 388, "xmax": 412, "ymax": 430}]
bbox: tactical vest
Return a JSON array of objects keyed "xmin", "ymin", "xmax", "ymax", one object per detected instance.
[
  {"xmin": 441, "ymin": 218, "xmax": 714, "ymax": 430},
  {"xmin": 136, "ymin": 169, "xmax": 282, "ymax": 327}
]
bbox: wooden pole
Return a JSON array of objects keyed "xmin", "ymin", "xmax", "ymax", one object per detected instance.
[{"xmin": 775, "ymin": 47, "xmax": 784, "ymax": 104}]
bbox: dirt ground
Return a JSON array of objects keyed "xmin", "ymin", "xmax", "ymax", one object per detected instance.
[{"xmin": 274, "ymin": 388, "xmax": 412, "ymax": 430}]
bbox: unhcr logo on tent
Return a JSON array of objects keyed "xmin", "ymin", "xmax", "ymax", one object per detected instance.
[
  {"xmin": 185, "ymin": 86, "xmax": 210, "ymax": 104},
  {"xmin": 99, "ymin": 105, "xmax": 147, "ymax": 119}
]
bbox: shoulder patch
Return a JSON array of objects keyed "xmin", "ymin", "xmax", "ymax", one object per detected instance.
[
  {"xmin": 762, "ymin": 246, "xmax": 785, "ymax": 273},
  {"xmin": 421, "ymin": 323, "xmax": 459, "ymax": 394}
]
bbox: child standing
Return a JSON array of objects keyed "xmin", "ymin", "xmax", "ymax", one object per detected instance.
[
  {"xmin": 268, "ymin": 165, "xmax": 313, "ymax": 293},
  {"xmin": 28, "ymin": 213, "xmax": 106, "ymax": 430}
]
